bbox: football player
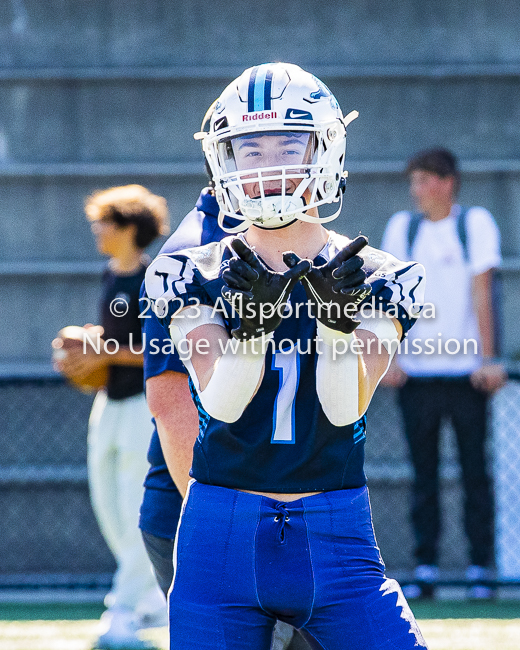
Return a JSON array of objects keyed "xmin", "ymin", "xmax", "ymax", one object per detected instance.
[{"xmin": 145, "ymin": 63, "xmax": 428, "ymax": 649}]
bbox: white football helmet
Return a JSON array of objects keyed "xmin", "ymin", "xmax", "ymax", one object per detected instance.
[{"xmin": 195, "ymin": 63, "xmax": 358, "ymax": 232}]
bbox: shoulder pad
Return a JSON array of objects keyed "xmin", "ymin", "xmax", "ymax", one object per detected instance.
[
  {"xmin": 145, "ymin": 238, "xmax": 234, "ymax": 304},
  {"xmin": 180, "ymin": 238, "xmax": 233, "ymax": 280},
  {"xmin": 360, "ymin": 245, "xmax": 403, "ymax": 281}
]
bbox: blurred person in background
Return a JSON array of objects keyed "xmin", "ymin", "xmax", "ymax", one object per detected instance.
[
  {"xmin": 381, "ymin": 148, "xmax": 507, "ymax": 599},
  {"xmin": 54, "ymin": 185, "xmax": 169, "ymax": 650}
]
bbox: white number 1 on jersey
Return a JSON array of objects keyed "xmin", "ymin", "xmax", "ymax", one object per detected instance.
[{"xmin": 271, "ymin": 347, "xmax": 300, "ymax": 444}]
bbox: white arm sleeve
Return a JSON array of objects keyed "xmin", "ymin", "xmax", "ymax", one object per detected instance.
[
  {"xmin": 358, "ymin": 310, "xmax": 400, "ymax": 366},
  {"xmin": 316, "ymin": 322, "xmax": 359, "ymax": 427},
  {"xmin": 169, "ymin": 306, "xmax": 271, "ymax": 424},
  {"xmin": 316, "ymin": 314, "xmax": 400, "ymax": 426}
]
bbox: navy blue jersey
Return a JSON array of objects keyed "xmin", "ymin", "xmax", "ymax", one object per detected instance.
[
  {"xmin": 139, "ymin": 188, "xmax": 239, "ymax": 537},
  {"xmin": 145, "ymin": 231, "xmax": 424, "ymax": 493}
]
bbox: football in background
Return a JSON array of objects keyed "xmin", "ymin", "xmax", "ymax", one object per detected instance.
[{"xmin": 52, "ymin": 325, "xmax": 108, "ymax": 393}]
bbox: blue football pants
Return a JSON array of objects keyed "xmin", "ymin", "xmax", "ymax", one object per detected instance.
[{"xmin": 169, "ymin": 482, "xmax": 428, "ymax": 650}]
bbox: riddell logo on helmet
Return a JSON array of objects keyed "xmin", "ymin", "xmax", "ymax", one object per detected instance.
[{"xmin": 242, "ymin": 111, "xmax": 277, "ymax": 122}]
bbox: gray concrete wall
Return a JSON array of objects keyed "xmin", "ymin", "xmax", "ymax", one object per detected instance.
[
  {"xmin": 1, "ymin": 0, "xmax": 520, "ymax": 367},
  {"xmin": 2, "ymin": 0, "xmax": 520, "ymax": 67},
  {"xmin": 1, "ymin": 0, "xmax": 519, "ymax": 582}
]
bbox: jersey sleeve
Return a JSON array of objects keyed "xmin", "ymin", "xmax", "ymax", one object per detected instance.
[
  {"xmin": 144, "ymin": 251, "xmax": 213, "ymax": 329},
  {"xmin": 140, "ymin": 281, "xmax": 187, "ymax": 381},
  {"xmin": 467, "ymin": 207, "xmax": 502, "ymax": 276},
  {"xmin": 363, "ymin": 248, "xmax": 426, "ymax": 338}
]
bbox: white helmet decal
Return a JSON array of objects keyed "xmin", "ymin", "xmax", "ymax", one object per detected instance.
[{"xmin": 196, "ymin": 63, "xmax": 357, "ymax": 233}]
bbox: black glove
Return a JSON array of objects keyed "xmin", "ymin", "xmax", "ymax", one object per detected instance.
[
  {"xmin": 283, "ymin": 235, "xmax": 372, "ymax": 334},
  {"xmin": 222, "ymin": 238, "xmax": 312, "ymax": 340}
]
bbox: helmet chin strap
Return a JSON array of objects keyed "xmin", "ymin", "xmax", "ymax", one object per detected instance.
[
  {"xmin": 217, "ymin": 191, "xmax": 343, "ymax": 233},
  {"xmin": 217, "ymin": 209, "xmax": 297, "ymax": 234},
  {"xmin": 217, "ymin": 211, "xmax": 249, "ymax": 234},
  {"xmin": 292, "ymin": 192, "xmax": 343, "ymax": 225},
  {"xmin": 255, "ymin": 217, "xmax": 299, "ymax": 230},
  {"xmin": 239, "ymin": 195, "xmax": 305, "ymax": 223}
]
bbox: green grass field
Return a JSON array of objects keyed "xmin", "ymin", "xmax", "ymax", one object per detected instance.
[{"xmin": 0, "ymin": 602, "xmax": 519, "ymax": 650}]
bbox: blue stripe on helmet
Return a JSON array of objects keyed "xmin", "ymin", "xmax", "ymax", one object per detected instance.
[
  {"xmin": 253, "ymin": 65, "xmax": 269, "ymax": 112},
  {"xmin": 247, "ymin": 67, "xmax": 258, "ymax": 112},
  {"xmin": 264, "ymin": 68, "xmax": 273, "ymax": 110}
]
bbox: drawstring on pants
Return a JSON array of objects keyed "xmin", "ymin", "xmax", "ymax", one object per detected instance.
[{"xmin": 274, "ymin": 502, "xmax": 290, "ymax": 542}]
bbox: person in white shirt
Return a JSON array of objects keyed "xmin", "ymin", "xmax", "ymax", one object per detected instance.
[{"xmin": 381, "ymin": 148, "xmax": 507, "ymax": 599}]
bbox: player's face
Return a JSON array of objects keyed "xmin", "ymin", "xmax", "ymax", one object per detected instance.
[
  {"xmin": 231, "ymin": 132, "xmax": 312, "ymax": 199},
  {"xmin": 410, "ymin": 170, "xmax": 455, "ymax": 213}
]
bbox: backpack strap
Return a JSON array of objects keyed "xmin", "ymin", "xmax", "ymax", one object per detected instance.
[
  {"xmin": 456, "ymin": 206, "xmax": 469, "ymax": 262},
  {"xmin": 407, "ymin": 206, "xmax": 470, "ymax": 262},
  {"xmin": 407, "ymin": 212, "xmax": 423, "ymax": 259}
]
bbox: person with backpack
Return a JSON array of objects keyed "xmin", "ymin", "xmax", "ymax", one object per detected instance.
[{"xmin": 381, "ymin": 148, "xmax": 507, "ymax": 599}]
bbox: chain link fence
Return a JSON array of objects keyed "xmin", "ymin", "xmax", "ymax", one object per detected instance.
[
  {"xmin": 493, "ymin": 379, "xmax": 520, "ymax": 580},
  {"xmin": 366, "ymin": 384, "xmax": 472, "ymax": 577},
  {"xmin": 0, "ymin": 377, "xmax": 115, "ymax": 590},
  {"xmin": 1, "ymin": 374, "xmax": 519, "ymax": 590}
]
